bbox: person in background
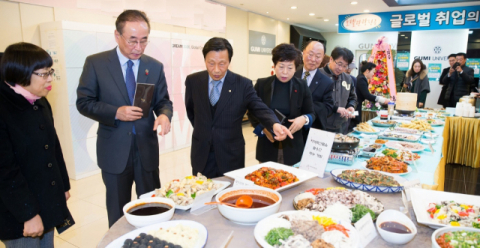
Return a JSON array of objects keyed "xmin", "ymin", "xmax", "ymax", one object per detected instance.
[
  {"xmin": 350, "ymin": 61, "xmax": 390, "ymax": 130},
  {"xmin": 294, "ymin": 41, "xmax": 334, "ymax": 141},
  {"xmin": 185, "ymin": 38, "xmax": 292, "ymax": 177},
  {"xmin": 438, "ymin": 54, "xmax": 457, "ymax": 108},
  {"xmin": 76, "ymin": 10, "xmax": 173, "ymax": 227},
  {"xmin": 346, "ymin": 62, "xmax": 357, "ymax": 88},
  {"xmin": 319, "ymin": 54, "xmax": 330, "ymax": 68},
  {"xmin": 403, "ymin": 59, "xmax": 430, "ymax": 108},
  {"xmin": 442, "ymin": 52, "xmax": 475, "ymax": 107},
  {"xmin": 394, "ymin": 66, "xmax": 405, "ymax": 94},
  {"xmin": 319, "ymin": 47, "xmax": 357, "ymax": 134},
  {"xmin": 0, "ymin": 42, "xmax": 74, "ymax": 247},
  {"xmin": 249, "ymin": 43, "xmax": 314, "ymax": 165}
]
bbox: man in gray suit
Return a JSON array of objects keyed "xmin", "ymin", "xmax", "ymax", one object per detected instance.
[{"xmin": 76, "ymin": 10, "xmax": 172, "ymax": 227}]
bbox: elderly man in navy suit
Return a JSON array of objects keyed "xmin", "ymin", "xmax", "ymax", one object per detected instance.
[
  {"xmin": 185, "ymin": 38, "xmax": 292, "ymax": 178},
  {"xmin": 294, "ymin": 41, "xmax": 334, "ymax": 141}
]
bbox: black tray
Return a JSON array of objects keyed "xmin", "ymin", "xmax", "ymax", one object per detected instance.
[{"xmin": 332, "ymin": 139, "xmax": 360, "ymax": 150}]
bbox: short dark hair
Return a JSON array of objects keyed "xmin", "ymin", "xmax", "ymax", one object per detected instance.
[
  {"xmin": 360, "ymin": 61, "xmax": 376, "ymax": 73},
  {"xmin": 202, "ymin": 37, "xmax": 233, "ymax": 62},
  {"xmin": 271, "ymin": 43, "xmax": 302, "ymax": 67},
  {"xmin": 410, "ymin": 58, "xmax": 426, "ymax": 72},
  {"xmin": 0, "ymin": 42, "xmax": 52, "ymax": 87},
  {"xmin": 456, "ymin": 52, "xmax": 467, "ymax": 59},
  {"xmin": 116, "ymin": 10, "xmax": 150, "ymax": 34},
  {"xmin": 448, "ymin": 54, "xmax": 456, "ymax": 59},
  {"xmin": 330, "ymin": 47, "xmax": 354, "ymax": 64}
]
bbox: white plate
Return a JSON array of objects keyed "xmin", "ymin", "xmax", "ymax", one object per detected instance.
[
  {"xmin": 422, "ymin": 133, "xmax": 439, "ymax": 139},
  {"xmin": 420, "ymin": 138, "xmax": 436, "ymax": 145},
  {"xmin": 410, "ymin": 188, "xmax": 480, "ymax": 229},
  {"xmin": 361, "ymin": 161, "xmax": 412, "ymax": 176},
  {"xmin": 223, "ymin": 162, "xmax": 317, "ymax": 192},
  {"xmin": 105, "ymin": 220, "xmax": 208, "ymax": 248},
  {"xmin": 428, "ymin": 120, "xmax": 445, "ymax": 126},
  {"xmin": 253, "ymin": 211, "xmax": 360, "ymax": 248},
  {"xmin": 385, "ymin": 141, "xmax": 425, "ymax": 152},
  {"xmin": 353, "ymin": 127, "xmax": 381, "ymax": 134},
  {"xmin": 139, "ymin": 180, "xmax": 231, "ymax": 210},
  {"xmin": 330, "ymin": 169, "xmax": 406, "ymax": 193}
]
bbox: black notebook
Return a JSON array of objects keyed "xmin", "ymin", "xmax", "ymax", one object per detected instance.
[{"xmin": 133, "ymin": 83, "xmax": 155, "ymax": 118}]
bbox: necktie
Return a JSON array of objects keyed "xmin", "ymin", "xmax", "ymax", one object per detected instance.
[
  {"xmin": 125, "ymin": 60, "xmax": 136, "ymax": 134},
  {"xmin": 209, "ymin": 80, "xmax": 221, "ymax": 106},
  {"xmin": 303, "ymin": 71, "xmax": 310, "ymax": 81}
]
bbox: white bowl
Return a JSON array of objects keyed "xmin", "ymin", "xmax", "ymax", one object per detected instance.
[
  {"xmin": 215, "ymin": 186, "xmax": 282, "ymax": 225},
  {"xmin": 123, "ymin": 197, "xmax": 175, "ymax": 228},
  {"xmin": 431, "ymin": 226, "xmax": 480, "ymax": 248},
  {"xmin": 376, "ymin": 209, "xmax": 417, "ymax": 245}
]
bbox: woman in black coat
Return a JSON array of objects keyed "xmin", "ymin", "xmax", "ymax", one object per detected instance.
[
  {"xmin": 248, "ymin": 43, "xmax": 315, "ymax": 165},
  {"xmin": 0, "ymin": 43, "xmax": 73, "ymax": 247},
  {"xmin": 350, "ymin": 61, "xmax": 390, "ymax": 129}
]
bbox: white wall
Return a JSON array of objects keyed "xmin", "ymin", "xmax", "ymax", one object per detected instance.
[{"xmin": 322, "ymin": 32, "xmax": 350, "ymax": 55}]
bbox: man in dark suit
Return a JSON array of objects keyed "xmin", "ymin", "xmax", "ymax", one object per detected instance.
[
  {"xmin": 442, "ymin": 52, "xmax": 475, "ymax": 107},
  {"xmin": 294, "ymin": 41, "xmax": 334, "ymax": 140},
  {"xmin": 185, "ymin": 38, "xmax": 292, "ymax": 178},
  {"xmin": 76, "ymin": 10, "xmax": 173, "ymax": 227},
  {"xmin": 438, "ymin": 54, "xmax": 458, "ymax": 108}
]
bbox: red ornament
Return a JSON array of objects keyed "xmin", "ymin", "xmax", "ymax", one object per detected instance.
[
  {"xmin": 295, "ymin": 90, "xmax": 297, "ymax": 93},
  {"xmin": 145, "ymin": 69, "xmax": 149, "ymax": 75}
]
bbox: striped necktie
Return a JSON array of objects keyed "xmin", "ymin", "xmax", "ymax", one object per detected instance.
[
  {"xmin": 303, "ymin": 71, "xmax": 310, "ymax": 81},
  {"xmin": 209, "ymin": 80, "xmax": 221, "ymax": 106}
]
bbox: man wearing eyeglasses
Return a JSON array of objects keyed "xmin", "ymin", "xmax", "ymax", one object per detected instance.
[
  {"xmin": 294, "ymin": 41, "xmax": 334, "ymax": 141},
  {"xmin": 319, "ymin": 47, "xmax": 357, "ymax": 134},
  {"xmin": 76, "ymin": 10, "xmax": 173, "ymax": 227}
]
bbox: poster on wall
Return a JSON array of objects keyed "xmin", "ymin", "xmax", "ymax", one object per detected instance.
[
  {"xmin": 466, "ymin": 58, "xmax": 480, "ymax": 78},
  {"xmin": 428, "ymin": 63, "xmax": 442, "ymax": 81},
  {"xmin": 249, "ymin": 30, "xmax": 276, "ymax": 55},
  {"xmin": 396, "ymin": 52, "xmax": 410, "ymax": 71}
]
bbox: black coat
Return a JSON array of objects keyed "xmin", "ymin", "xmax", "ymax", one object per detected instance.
[
  {"xmin": 352, "ymin": 74, "xmax": 377, "ymax": 126},
  {"xmin": 185, "ymin": 70, "xmax": 278, "ymax": 174},
  {"xmin": 0, "ymin": 82, "xmax": 72, "ymax": 240},
  {"xmin": 442, "ymin": 65, "xmax": 475, "ymax": 106},
  {"xmin": 293, "ymin": 68, "xmax": 334, "ymax": 131},
  {"xmin": 437, "ymin": 67, "xmax": 450, "ymax": 107},
  {"xmin": 248, "ymin": 76, "xmax": 315, "ymax": 165}
]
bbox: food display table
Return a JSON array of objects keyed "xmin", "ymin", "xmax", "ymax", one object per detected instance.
[
  {"xmin": 361, "ymin": 109, "xmax": 378, "ymax": 122},
  {"xmin": 97, "ymin": 176, "xmax": 434, "ymax": 248}
]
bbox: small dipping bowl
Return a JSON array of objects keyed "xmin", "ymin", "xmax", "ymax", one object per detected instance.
[
  {"xmin": 376, "ymin": 209, "xmax": 417, "ymax": 245},
  {"xmin": 123, "ymin": 197, "xmax": 175, "ymax": 228},
  {"xmin": 431, "ymin": 226, "xmax": 480, "ymax": 248},
  {"xmin": 215, "ymin": 186, "xmax": 282, "ymax": 225}
]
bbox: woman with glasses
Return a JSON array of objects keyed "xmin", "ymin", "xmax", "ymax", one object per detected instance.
[
  {"xmin": 248, "ymin": 43, "xmax": 315, "ymax": 165},
  {"xmin": 0, "ymin": 42, "xmax": 74, "ymax": 247},
  {"xmin": 403, "ymin": 58, "xmax": 430, "ymax": 108}
]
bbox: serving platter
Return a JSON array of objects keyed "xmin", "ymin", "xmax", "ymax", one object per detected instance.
[
  {"xmin": 378, "ymin": 131, "xmax": 422, "ymax": 142},
  {"xmin": 353, "ymin": 127, "xmax": 381, "ymax": 134},
  {"xmin": 224, "ymin": 162, "xmax": 317, "ymax": 192},
  {"xmin": 139, "ymin": 180, "xmax": 231, "ymax": 210},
  {"xmin": 330, "ymin": 169, "xmax": 406, "ymax": 193},
  {"xmin": 360, "ymin": 161, "xmax": 412, "ymax": 176},
  {"xmin": 410, "ymin": 188, "xmax": 480, "ymax": 229},
  {"xmin": 385, "ymin": 141, "xmax": 425, "ymax": 152},
  {"xmin": 371, "ymin": 120, "xmax": 397, "ymax": 127},
  {"xmin": 253, "ymin": 211, "xmax": 360, "ymax": 248},
  {"xmin": 105, "ymin": 220, "xmax": 208, "ymax": 248}
]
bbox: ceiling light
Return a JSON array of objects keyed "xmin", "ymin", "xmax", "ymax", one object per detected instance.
[
  {"xmin": 309, "ymin": 13, "xmax": 315, "ymax": 16},
  {"xmin": 405, "ymin": 37, "xmax": 408, "ymax": 39},
  {"xmin": 351, "ymin": 1, "xmax": 358, "ymax": 4},
  {"xmin": 266, "ymin": 12, "xmax": 269, "ymax": 14},
  {"xmin": 401, "ymin": 34, "xmax": 405, "ymax": 36},
  {"xmin": 287, "ymin": 18, "xmax": 290, "ymax": 20},
  {"xmin": 469, "ymin": 30, "xmax": 473, "ymax": 34},
  {"xmin": 291, "ymin": 6, "xmax": 297, "ymax": 9},
  {"xmin": 364, "ymin": 9, "xmax": 370, "ymax": 12},
  {"xmin": 324, "ymin": 19, "xmax": 329, "ymax": 22}
]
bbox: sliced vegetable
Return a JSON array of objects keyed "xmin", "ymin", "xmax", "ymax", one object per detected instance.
[
  {"xmin": 352, "ymin": 204, "xmax": 376, "ymax": 223},
  {"xmin": 166, "ymin": 189, "xmax": 174, "ymax": 197},
  {"xmin": 264, "ymin": 227, "xmax": 294, "ymax": 246}
]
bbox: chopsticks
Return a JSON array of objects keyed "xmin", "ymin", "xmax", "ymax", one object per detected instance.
[{"xmin": 221, "ymin": 231, "xmax": 234, "ymax": 248}]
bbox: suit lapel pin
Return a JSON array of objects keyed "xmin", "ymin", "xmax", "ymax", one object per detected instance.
[
  {"xmin": 316, "ymin": 82, "xmax": 318, "ymax": 84},
  {"xmin": 294, "ymin": 89, "xmax": 297, "ymax": 93},
  {"xmin": 145, "ymin": 69, "xmax": 149, "ymax": 76},
  {"xmin": 229, "ymin": 90, "xmax": 231, "ymax": 92}
]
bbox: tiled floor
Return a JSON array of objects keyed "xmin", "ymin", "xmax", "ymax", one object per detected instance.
[
  {"xmin": 0, "ymin": 123, "xmax": 259, "ymax": 248},
  {"xmin": 2, "ymin": 124, "xmax": 479, "ymax": 248}
]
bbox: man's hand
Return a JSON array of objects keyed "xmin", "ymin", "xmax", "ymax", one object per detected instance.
[
  {"xmin": 272, "ymin": 123, "xmax": 293, "ymax": 141},
  {"xmin": 116, "ymin": 106, "xmax": 143, "ymax": 121},
  {"xmin": 346, "ymin": 107, "xmax": 355, "ymax": 119},
  {"xmin": 24, "ymin": 214, "xmax": 44, "ymax": 238},
  {"xmin": 288, "ymin": 116, "xmax": 307, "ymax": 135},
  {"xmin": 383, "ymin": 99, "xmax": 390, "ymax": 105},
  {"xmin": 337, "ymin": 107, "xmax": 347, "ymax": 118},
  {"xmin": 449, "ymin": 67, "xmax": 455, "ymax": 76},
  {"xmin": 418, "ymin": 102, "xmax": 424, "ymax": 108},
  {"xmin": 455, "ymin": 66, "xmax": 463, "ymax": 73},
  {"xmin": 65, "ymin": 191, "xmax": 70, "ymax": 201},
  {"xmin": 153, "ymin": 114, "xmax": 171, "ymax": 136}
]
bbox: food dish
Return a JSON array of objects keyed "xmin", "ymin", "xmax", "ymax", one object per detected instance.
[
  {"xmin": 379, "ymin": 131, "xmax": 421, "ymax": 142},
  {"xmin": 333, "ymin": 134, "xmax": 359, "ymax": 150},
  {"xmin": 362, "ymin": 157, "xmax": 411, "ymax": 175},
  {"xmin": 123, "ymin": 198, "xmax": 175, "ymax": 228},
  {"xmin": 105, "ymin": 220, "xmax": 208, "ymax": 248},
  {"xmin": 392, "ymin": 127, "xmax": 424, "ymax": 135},
  {"xmin": 224, "ymin": 162, "xmax": 317, "ymax": 192},
  {"xmin": 411, "ymin": 188, "xmax": 480, "ymax": 229},
  {"xmin": 427, "ymin": 119, "xmax": 445, "ymax": 126},
  {"xmin": 426, "ymin": 201, "xmax": 480, "ymax": 228},
  {"xmin": 376, "ymin": 210, "xmax": 417, "ymax": 245},
  {"xmin": 375, "ymin": 139, "xmax": 388, "ymax": 144},
  {"xmin": 432, "ymin": 227, "xmax": 480, "ymax": 248},
  {"xmin": 140, "ymin": 176, "xmax": 231, "ymax": 210},
  {"xmin": 253, "ymin": 211, "xmax": 360, "ymax": 248},
  {"xmin": 381, "ymin": 148, "xmax": 421, "ymax": 162},
  {"xmin": 422, "ymin": 132, "xmax": 439, "ymax": 139},
  {"xmin": 371, "ymin": 120, "xmax": 397, "ymax": 127},
  {"xmin": 385, "ymin": 141, "xmax": 425, "ymax": 152},
  {"xmin": 354, "ymin": 122, "xmax": 380, "ymax": 133},
  {"xmin": 399, "ymin": 119, "xmax": 433, "ymax": 131},
  {"xmin": 420, "ymin": 138, "xmax": 436, "ymax": 145},
  {"xmin": 330, "ymin": 169, "xmax": 406, "ymax": 193},
  {"xmin": 245, "ymin": 167, "xmax": 299, "ymax": 190}
]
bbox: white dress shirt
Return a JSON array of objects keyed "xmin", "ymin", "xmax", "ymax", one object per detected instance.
[
  {"xmin": 302, "ymin": 68, "xmax": 318, "ymax": 87},
  {"xmin": 116, "ymin": 46, "xmax": 140, "ymax": 83}
]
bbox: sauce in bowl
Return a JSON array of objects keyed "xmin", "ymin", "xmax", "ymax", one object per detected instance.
[
  {"xmin": 222, "ymin": 194, "xmax": 276, "ymax": 208},
  {"xmin": 380, "ymin": 221, "xmax": 412, "ymax": 234},
  {"xmin": 127, "ymin": 203, "xmax": 172, "ymax": 216}
]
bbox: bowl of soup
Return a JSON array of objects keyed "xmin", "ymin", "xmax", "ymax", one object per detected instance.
[
  {"xmin": 376, "ymin": 209, "xmax": 417, "ymax": 245},
  {"xmin": 123, "ymin": 197, "xmax": 175, "ymax": 228},
  {"xmin": 215, "ymin": 186, "xmax": 282, "ymax": 225}
]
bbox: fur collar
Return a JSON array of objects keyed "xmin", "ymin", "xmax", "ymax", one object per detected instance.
[{"xmin": 406, "ymin": 69, "xmax": 428, "ymax": 80}]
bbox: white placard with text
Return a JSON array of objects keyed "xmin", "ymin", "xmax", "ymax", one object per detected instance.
[
  {"xmin": 299, "ymin": 128, "xmax": 335, "ymax": 178},
  {"xmin": 354, "ymin": 213, "xmax": 378, "ymax": 248},
  {"xmin": 233, "ymin": 178, "xmax": 255, "ymax": 187}
]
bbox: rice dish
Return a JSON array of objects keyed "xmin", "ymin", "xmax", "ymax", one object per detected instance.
[
  {"xmin": 148, "ymin": 224, "xmax": 199, "ymax": 248},
  {"xmin": 323, "ymin": 203, "xmax": 352, "ymax": 222},
  {"xmin": 321, "ymin": 230, "xmax": 352, "ymax": 248}
]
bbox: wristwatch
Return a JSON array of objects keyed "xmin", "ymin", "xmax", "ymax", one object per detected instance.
[{"xmin": 303, "ymin": 115, "xmax": 309, "ymax": 125}]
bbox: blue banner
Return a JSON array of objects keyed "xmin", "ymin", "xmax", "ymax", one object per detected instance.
[{"xmin": 338, "ymin": 6, "xmax": 480, "ymax": 33}]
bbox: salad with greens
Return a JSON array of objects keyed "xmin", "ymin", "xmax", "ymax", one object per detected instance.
[{"xmin": 436, "ymin": 230, "xmax": 480, "ymax": 248}]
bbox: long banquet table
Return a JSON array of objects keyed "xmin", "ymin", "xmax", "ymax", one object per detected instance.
[{"xmin": 98, "ymin": 175, "xmax": 435, "ymax": 248}]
